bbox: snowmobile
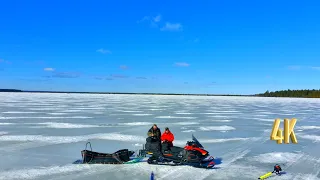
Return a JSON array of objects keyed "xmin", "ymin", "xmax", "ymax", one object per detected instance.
[
  {"xmin": 138, "ymin": 134, "xmax": 216, "ymax": 168},
  {"xmin": 74, "ymin": 135, "xmax": 216, "ymax": 169}
]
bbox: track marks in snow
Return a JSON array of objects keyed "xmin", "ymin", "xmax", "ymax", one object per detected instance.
[
  {"xmin": 248, "ymin": 152, "xmax": 303, "ymax": 163},
  {"xmin": 0, "ymin": 164, "xmax": 112, "ymax": 180},
  {"xmin": 0, "ymin": 131, "xmax": 8, "ymax": 135},
  {"xmin": 198, "ymin": 126, "xmax": 235, "ymax": 131},
  {"xmin": 155, "ymin": 116, "xmax": 197, "ymax": 119},
  {"xmin": 156, "ymin": 136, "xmax": 264, "ymax": 180},
  {"xmin": 196, "ymin": 131, "xmax": 270, "ymax": 180},
  {"xmin": 284, "ymin": 140, "xmax": 320, "ymax": 179},
  {"xmin": 0, "ymin": 132, "xmax": 254, "ymax": 152},
  {"xmin": 32, "ymin": 122, "xmax": 101, "ymax": 129},
  {"xmin": 0, "ymin": 116, "xmax": 92, "ymax": 119}
]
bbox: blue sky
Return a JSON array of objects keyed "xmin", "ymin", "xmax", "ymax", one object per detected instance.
[{"xmin": 1, "ymin": 0, "xmax": 320, "ymax": 94}]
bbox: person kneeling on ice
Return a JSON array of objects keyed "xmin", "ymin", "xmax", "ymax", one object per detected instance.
[
  {"xmin": 161, "ymin": 127, "xmax": 174, "ymax": 147},
  {"xmin": 272, "ymin": 164, "xmax": 282, "ymax": 175}
]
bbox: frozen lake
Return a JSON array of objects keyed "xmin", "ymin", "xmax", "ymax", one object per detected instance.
[{"xmin": 0, "ymin": 92, "xmax": 320, "ymax": 180}]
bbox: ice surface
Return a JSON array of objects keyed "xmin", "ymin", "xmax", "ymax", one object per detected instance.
[
  {"xmin": 0, "ymin": 131, "xmax": 8, "ymax": 135},
  {"xmin": 34, "ymin": 122, "xmax": 101, "ymax": 128},
  {"xmin": 155, "ymin": 116, "xmax": 198, "ymax": 119},
  {"xmin": 181, "ymin": 130, "xmax": 196, "ymax": 133},
  {"xmin": 248, "ymin": 152, "xmax": 303, "ymax": 163},
  {"xmin": 210, "ymin": 119, "xmax": 233, "ymax": 122},
  {"xmin": 2, "ymin": 111, "xmax": 39, "ymax": 114},
  {"xmin": 297, "ymin": 126, "xmax": 320, "ymax": 130},
  {"xmin": 117, "ymin": 122, "xmax": 154, "ymax": 126},
  {"xmin": 297, "ymin": 134, "xmax": 320, "ymax": 142},
  {"xmin": 198, "ymin": 125, "xmax": 236, "ymax": 131},
  {"xmin": 1, "ymin": 92, "xmax": 320, "ymax": 179},
  {"xmin": 0, "ymin": 116, "xmax": 92, "ymax": 119}
]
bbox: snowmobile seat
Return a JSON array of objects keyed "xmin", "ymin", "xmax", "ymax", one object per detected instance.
[
  {"xmin": 170, "ymin": 146, "xmax": 184, "ymax": 153},
  {"xmin": 161, "ymin": 142, "xmax": 170, "ymax": 151},
  {"xmin": 161, "ymin": 142, "xmax": 183, "ymax": 153}
]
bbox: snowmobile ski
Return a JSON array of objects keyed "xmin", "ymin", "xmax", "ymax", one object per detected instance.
[
  {"xmin": 258, "ymin": 172, "xmax": 273, "ymax": 179},
  {"xmin": 258, "ymin": 171, "xmax": 286, "ymax": 179},
  {"xmin": 123, "ymin": 157, "xmax": 144, "ymax": 164}
]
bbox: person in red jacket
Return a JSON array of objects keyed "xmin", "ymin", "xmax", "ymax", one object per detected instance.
[{"xmin": 161, "ymin": 127, "xmax": 174, "ymax": 147}]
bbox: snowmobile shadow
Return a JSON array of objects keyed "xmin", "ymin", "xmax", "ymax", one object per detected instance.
[
  {"xmin": 73, "ymin": 159, "xmax": 82, "ymax": 164},
  {"xmin": 191, "ymin": 157, "xmax": 222, "ymax": 169},
  {"xmin": 212, "ymin": 167, "xmax": 221, "ymax": 169},
  {"xmin": 191, "ymin": 165, "xmax": 221, "ymax": 170}
]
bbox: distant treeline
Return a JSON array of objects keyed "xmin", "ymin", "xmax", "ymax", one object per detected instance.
[
  {"xmin": 2, "ymin": 88, "xmax": 320, "ymax": 98},
  {"xmin": 256, "ymin": 89, "xmax": 320, "ymax": 98},
  {"xmin": 0, "ymin": 89, "xmax": 22, "ymax": 92},
  {"xmin": 0, "ymin": 88, "xmax": 248, "ymax": 96}
]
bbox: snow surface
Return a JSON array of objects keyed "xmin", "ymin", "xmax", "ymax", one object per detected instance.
[{"xmin": 0, "ymin": 92, "xmax": 320, "ymax": 179}]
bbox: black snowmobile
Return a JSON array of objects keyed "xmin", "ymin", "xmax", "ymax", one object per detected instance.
[
  {"xmin": 138, "ymin": 134, "xmax": 216, "ymax": 168},
  {"xmin": 74, "ymin": 135, "xmax": 216, "ymax": 168}
]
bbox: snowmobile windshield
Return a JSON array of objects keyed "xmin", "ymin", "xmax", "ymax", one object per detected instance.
[{"xmin": 192, "ymin": 134, "xmax": 204, "ymax": 148}]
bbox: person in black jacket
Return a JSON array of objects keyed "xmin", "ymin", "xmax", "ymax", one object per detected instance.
[
  {"xmin": 147, "ymin": 124, "xmax": 161, "ymax": 142},
  {"xmin": 146, "ymin": 124, "xmax": 162, "ymax": 154}
]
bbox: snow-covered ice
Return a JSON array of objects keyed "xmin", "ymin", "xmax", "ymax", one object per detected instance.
[{"xmin": 0, "ymin": 92, "xmax": 320, "ymax": 180}]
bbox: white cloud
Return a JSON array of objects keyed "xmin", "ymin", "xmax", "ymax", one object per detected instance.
[
  {"xmin": 287, "ymin": 66, "xmax": 320, "ymax": 71},
  {"xmin": 138, "ymin": 15, "xmax": 183, "ymax": 32},
  {"xmin": 161, "ymin": 22, "xmax": 182, "ymax": 31},
  {"xmin": 96, "ymin": 48, "xmax": 112, "ymax": 54},
  {"xmin": 137, "ymin": 16, "xmax": 150, "ymax": 23},
  {"xmin": 44, "ymin": 68, "xmax": 55, "ymax": 71},
  {"xmin": 153, "ymin": 15, "xmax": 161, "ymax": 22},
  {"xmin": 138, "ymin": 14, "xmax": 161, "ymax": 24},
  {"xmin": 310, "ymin": 66, "xmax": 320, "ymax": 70},
  {"xmin": 175, "ymin": 62, "xmax": 189, "ymax": 67}
]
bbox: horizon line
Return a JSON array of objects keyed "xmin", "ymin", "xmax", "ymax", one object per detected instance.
[{"xmin": 0, "ymin": 88, "xmax": 254, "ymax": 96}]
